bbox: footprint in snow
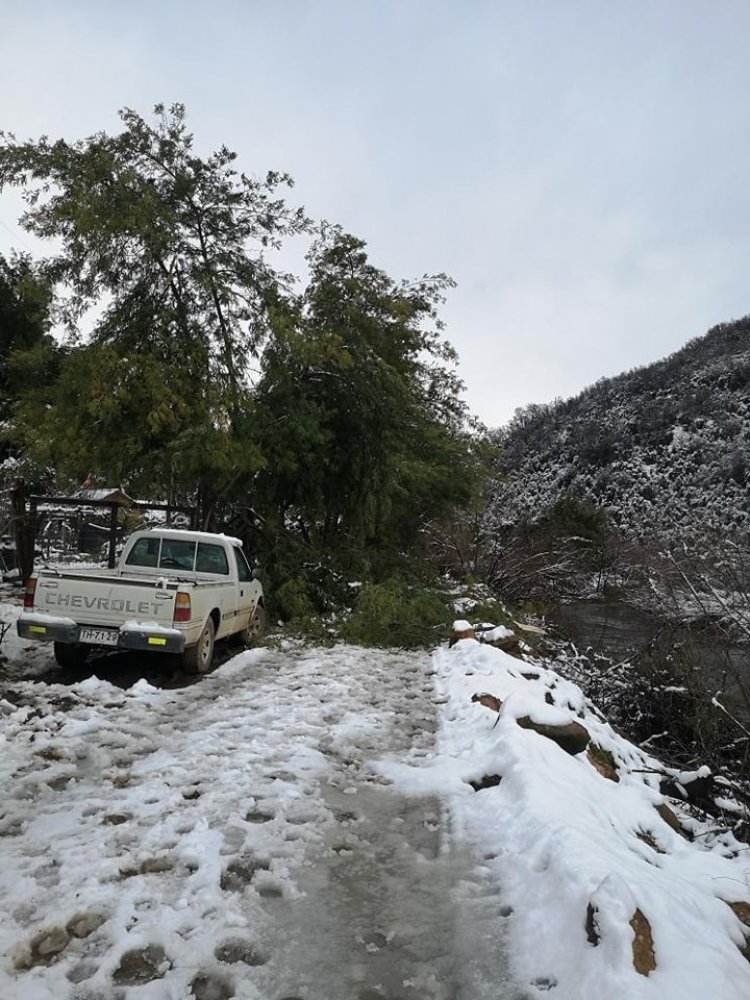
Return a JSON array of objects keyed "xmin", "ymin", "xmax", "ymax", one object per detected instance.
[
  {"xmin": 14, "ymin": 925, "xmax": 70, "ymax": 968},
  {"xmin": 191, "ymin": 970, "xmax": 235, "ymax": 999},
  {"xmin": 256, "ymin": 882, "xmax": 284, "ymax": 899},
  {"xmin": 359, "ymin": 930, "xmax": 388, "ymax": 951},
  {"xmin": 334, "ymin": 809, "xmax": 360, "ymax": 825},
  {"xmin": 102, "ymin": 812, "xmax": 132, "ymax": 826},
  {"xmin": 530, "ymin": 976, "xmax": 558, "ymax": 991},
  {"xmin": 112, "ymin": 944, "xmax": 171, "ymax": 985},
  {"xmin": 220, "ymin": 826, "xmax": 246, "ymax": 855},
  {"xmin": 214, "ymin": 938, "xmax": 267, "ymax": 965},
  {"xmin": 66, "ymin": 959, "xmax": 98, "ymax": 984},
  {"xmin": 220, "ymin": 854, "xmax": 270, "ymax": 891},
  {"xmin": 245, "ymin": 808, "xmax": 275, "ymax": 824},
  {"xmin": 32, "ymin": 861, "xmax": 61, "ymax": 888}
]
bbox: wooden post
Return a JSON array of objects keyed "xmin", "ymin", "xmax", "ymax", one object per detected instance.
[
  {"xmin": 108, "ymin": 502, "xmax": 118, "ymax": 569},
  {"xmin": 11, "ymin": 478, "xmax": 35, "ymax": 584}
]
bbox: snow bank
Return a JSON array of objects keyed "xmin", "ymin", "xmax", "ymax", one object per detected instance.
[{"xmin": 387, "ymin": 635, "xmax": 750, "ymax": 999}]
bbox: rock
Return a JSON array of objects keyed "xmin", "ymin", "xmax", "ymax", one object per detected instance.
[
  {"xmin": 587, "ymin": 744, "xmax": 620, "ymax": 782},
  {"xmin": 585, "ymin": 903, "xmax": 600, "ymax": 946},
  {"xmin": 727, "ymin": 900, "xmax": 750, "ymax": 926},
  {"xmin": 516, "ymin": 716, "xmax": 590, "ymax": 755},
  {"xmin": 448, "ymin": 622, "xmax": 476, "ymax": 646},
  {"xmin": 471, "ymin": 692, "xmax": 503, "ymax": 713},
  {"xmin": 655, "ymin": 802, "xmax": 692, "ymax": 840},
  {"xmin": 725, "ymin": 901, "xmax": 750, "ymax": 962},
  {"xmin": 635, "ymin": 829, "xmax": 665, "ymax": 855},
  {"xmin": 630, "ymin": 908, "xmax": 656, "ymax": 975},
  {"xmin": 486, "ymin": 634, "xmax": 524, "ymax": 658},
  {"xmin": 468, "ymin": 774, "xmax": 502, "ymax": 792}
]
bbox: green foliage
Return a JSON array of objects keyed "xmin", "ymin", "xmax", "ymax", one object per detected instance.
[
  {"xmin": 0, "ymin": 253, "xmax": 57, "ymax": 461},
  {"xmin": 540, "ymin": 491, "xmax": 610, "ymax": 545},
  {"xmin": 0, "ymin": 252, "xmax": 53, "ymax": 374},
  {"xmin": 2, "ymin": 105, "xmax": 484, "ymax": 642},
  {"xmin": 253, "ymin": 227, "xmax": 475, "ymax": 557},
  {"xmin": 340, "ymin": 578, "xmax": 450, "ymax": 649},
  {"xmin": 15, "ymin": 340, "xmax": 265, "ymax": 500},
  {"xmin": 274, "ymin": 576, "xmax": 318, "ymax": 621},
  {"xmin": 0, "ymin": 104, "xmax": 305, "ymax": 511},
  {"xmin": 464, "ymin": 599, "xmax": 515, "ymax": 628}
]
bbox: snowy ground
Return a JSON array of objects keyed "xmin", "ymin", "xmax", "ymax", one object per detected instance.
[{"xmin": 1, "ymin": 595, "xmax": 750, "ymax": 999}]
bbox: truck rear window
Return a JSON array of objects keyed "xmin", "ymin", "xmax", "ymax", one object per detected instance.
[
  {"xmin": 159, "ymin": 539, "xmax": 196, "ymax": 571},
  {"xmin": 196, "ymin": 542, "xmax": 229, "ymax": 575},
  {"xmin": 125, "ymin": 537, "xmax": 160, "ymax": 567},
  {"xmin": 125, "ymin": 536, "xmax": 227, "ymax": 574}
]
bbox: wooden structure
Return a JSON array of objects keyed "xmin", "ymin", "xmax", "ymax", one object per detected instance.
[{"xmin": 25, "ymin": 489, "xmax": 197, "ymax": 572}]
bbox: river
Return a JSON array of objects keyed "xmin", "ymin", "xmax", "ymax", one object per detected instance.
[{"xmin": 548, "ymin": 598, "xmax": 749, "ymax": 695}]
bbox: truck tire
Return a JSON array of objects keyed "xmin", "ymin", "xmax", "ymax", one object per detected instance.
[
  {"xmin": 241, "ymin": 602, "xmax": 266, "ymax": 647},
  {"xmin": 182, "ymin": 616, "xmax": 215, "ymax": 674},
  {"xmin": 54, "ymin": 642, "xmax": 89, "ymax": 670}
]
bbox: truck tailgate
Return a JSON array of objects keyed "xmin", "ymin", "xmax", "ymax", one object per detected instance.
[{"xmin": 35, "ymin": 575, "xmax": 177, "ymax": 627}]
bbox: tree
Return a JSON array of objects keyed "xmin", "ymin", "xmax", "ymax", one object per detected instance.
[
  {"xmin": 0, "ymin": 252, "xmax": 60, "ymax": 469},
  {"xmin": 252, "ymin": 228, "xmax": 475, "ymax": 566},
  {"xmin": 0, "ymin": 252, "xmax": 54, "ymax": 415},
  {"xmin": 0, "ymin": 103, "xmax": 307, "ymax": 511}
]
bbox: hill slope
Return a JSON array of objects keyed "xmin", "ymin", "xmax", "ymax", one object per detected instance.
[{"xmin": 495, "ymin": 316, "xmax": 750, "ymax": 545}]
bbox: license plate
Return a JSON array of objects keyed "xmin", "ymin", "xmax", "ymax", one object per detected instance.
[{"xmin": 79, "ymin": 627, "xmax": 119, "ymax": 646}]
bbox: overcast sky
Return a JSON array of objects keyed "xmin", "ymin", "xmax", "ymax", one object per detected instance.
[{"xmin": 1, "ymin": 1, "xmax": 749, "ymax": 427}]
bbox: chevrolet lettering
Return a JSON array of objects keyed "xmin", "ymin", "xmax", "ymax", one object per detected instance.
[{"xmin": 45, "ymin": 594, "xmax": 163, "ymax": 616}]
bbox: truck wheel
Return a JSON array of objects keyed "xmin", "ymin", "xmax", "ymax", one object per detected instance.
[
  {"xmin": 54, "ymin": 642, "xmax": 89, "ymax": 669},
  {"xmin": 241, "ymin": 603, "xmax": 266, "ymax": 647},
  {"xmin": 182, "ymin": 617, "xmax": 215, "ymax": 674}
]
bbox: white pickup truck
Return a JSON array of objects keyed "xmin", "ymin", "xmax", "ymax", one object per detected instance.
[{"xmin": 16, "ymin": 528, "xmax": 265, "ymax": 673}]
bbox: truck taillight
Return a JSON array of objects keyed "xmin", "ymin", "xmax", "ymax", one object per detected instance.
[
  {"xmin": 174, "ymin": 593, "xmax": 191, "ymax": 623},
  {"xmin": 23, "ymin": 578, "xmax": 37, "ymax": 609}
]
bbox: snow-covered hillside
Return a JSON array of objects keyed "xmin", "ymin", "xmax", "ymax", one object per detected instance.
[
  {"xmin": 495, "ymin": 316, "xmax": 750, "ymax": 545},
  {"xmin": 1, "ymin": 606, "xmax": 750, "ymax": 999}
]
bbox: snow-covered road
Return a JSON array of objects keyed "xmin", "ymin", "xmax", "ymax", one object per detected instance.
[
  {"xmin": 0, "ymin": 632, "xmax": 518, "ymax": 1000},
  {"xmin": 5, "ymin": 602, "xmax": 750, "ymax": 1000}
]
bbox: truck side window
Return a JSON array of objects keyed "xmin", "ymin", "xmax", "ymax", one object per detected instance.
[
  {"xmin": 233, "ymin": 547, "xmax": 253, "ymax": 582},
  {"xmin": 196, "ymin": 542, "xmax": 229, "ymax": 575},
  {"xmin": 126, "ymin": 537, "xmax": 160, "ymax": 567}
]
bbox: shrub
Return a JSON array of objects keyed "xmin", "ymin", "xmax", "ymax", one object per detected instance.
[
  {"xmin": 274, "ymin": 575, "xmax": 318, "ymax": 620},
  {"xmin": 340, "ymin": 578, "xmax": 450, "ymax": 648}
]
